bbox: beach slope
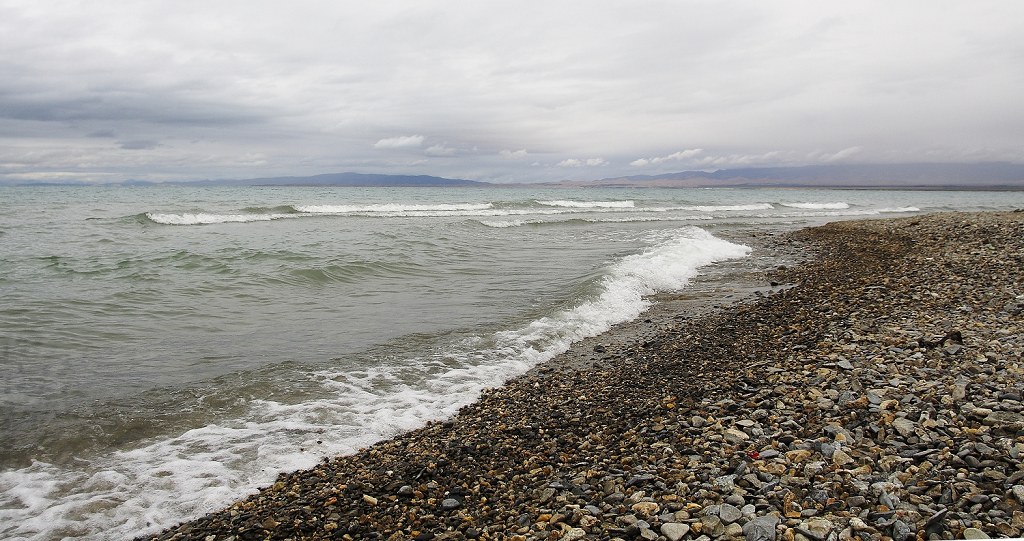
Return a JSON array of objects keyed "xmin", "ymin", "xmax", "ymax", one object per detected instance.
[{"xmin": 144, "ymin": 212, "xmax": 1024, "ymax": 541}]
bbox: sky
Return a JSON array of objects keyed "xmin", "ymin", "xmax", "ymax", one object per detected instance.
[{"xmin": 1, "ymin": 1, "xmax": 1023, "ymax": 184}]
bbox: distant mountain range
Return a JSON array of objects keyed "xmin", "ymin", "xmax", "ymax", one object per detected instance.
[
  {"xmin": 185, "ymin": 162, "xmax": 1024, "ymax": 189},
  {"xmin": 576, "ymin": 162, "xmax": 1024, "ymax": 189},
  {"xmin": 150, "ymin": 172, "xmax": 488, "ymax": 187},
  {"xmin": 8, "ymin": 162, "xmax": 1024, "ymax": 189}
]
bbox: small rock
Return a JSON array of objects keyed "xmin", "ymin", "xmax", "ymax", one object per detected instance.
[
  {"xmin": 719, "ymin": 503, "xmax": 743, "ymax": 524},
  {"xmin": 561, "ymin": 528, "xmax": 586, "ymax": 541},
  {"xmin": 836, "ymin": 359, "xmax": 854, "ymax": 370},
  {"xmin": 362, "ymin": 494, "xmax": 378, "ymax": 506},
  {"xmin": 631, "ymin": 502, "xmax": 660, "ymax": 517},
  {"xmin": 661, "ymin": 523, "xmax": 690, "ymax": 541},
  {"xmin": 891, "ymin": 417, "xmax": 916, "ymax": 437},
  {"xmin": 786, "ymin": 450, "xmax": 814, "ymax": 462},
  {"xmin": 890, "ymin": 519, "xmax": 913, "ymax": 541},
  {"xmin": 441, "ymin": 498, "xmax": 461, "ymax": 511},
  {"xmin": 715, "ymin": 474, "xmax": 738, "ymax": 491},
  {"xmin": 983, "ymin": 411, "xmax": 1024, "ymax": 430},
  {"xmin": 832, "ymin": 449, "xmax": 855, "ymax": 467},
  {"xmin": 397, "ymin": 485, "xmax": 415, "ymax": 497},
  {"xmin": 962, "ymin": 527, "xmax": 989, "ymax": 539},
  {"xmin": 701, "ymin": 515, "xmax": 725, "ymax": 537},
  {"xmin": 743, "ymin": 515, "xmax": 780, "ymax": 541},
  {"xmin": 724, "ymin": 428, "xmax": 751, "ymax": 444},
  {"xmin": 1012, "ymin": 485, "xmax": 1024, "ymax": 504},
  {"xmin": 797, "ymin": 518, "xmax": 835, "ymax": 541}
]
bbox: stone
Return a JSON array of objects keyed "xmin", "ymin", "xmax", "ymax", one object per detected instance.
[
  {"xmin": 797, "ymin": 518, "xmax": 835, "ymax": 541},
  {"xmin": 725, "ymin": 428, "xmax": 751, "ymax": 444},
  {"xmin": 397, "ymin": 485, "xmax": 415, "ymax": 497},
  {"xmin": 362, "ymin": 494, "xmax": 378, "ymax": 506},
  {"xmin": 661, "ymin": 523, "xmax": 690, "ymax": 541},
  {"xmin": 1012, "ymin": 485, "xmax": 1024, "ymax": 504},
  {"xmin": 743, "ymin": 515, "xmax": 780, "ymax": 541},
  {"xmin": 631, "ymin": 501, "xmax": 660, "ymax": 517},
  {"xmin": 441, "ymin": 498, "xmax": 461, "ymax": 511},
  {"xmin": 983, "ymin": 411, "xmax": 1024, "ymax": 430},
  {"xmin": 832, "ymin": 449, "xmax": 855, "ymax": 467},
  {"xmin": 561, "ymin": 528, "xmax": 586, "ymax": 541},
  {"xmin": 962, "ymin": 527, "xmax": 989, "ymax": 539},
  {"xmin": 890, "ymin": 519, "xmax": 913, "ymax": 541},
  {"xmin": 725, "ymin": 523, "xmax": 745, "ymax": 537},
  {"xmin": 701, "ymin": 515, "xmax": 725, "ymax": 537},
  {"xmin": 891, "ymin": 417, "xmax": 916, "ymax": 437},
  {"xmin": 786, "ymin": 450, "xmax": 814, "ymax": 462},
  {"xmin": 719, "ymin": 503, "xmax": 743, "ymax": 524}
]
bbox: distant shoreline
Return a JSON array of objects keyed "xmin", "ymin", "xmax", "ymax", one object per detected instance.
[
  {"xmin": 5, "ymin": 161, "xmax": 1024, "ymax": 190},
  {"xmin": 6, "ymin": 182, "xmax": 1024, "ymax": 191}
]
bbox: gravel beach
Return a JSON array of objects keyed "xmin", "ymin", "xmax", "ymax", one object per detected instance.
[{"xmin": 142, "ymin": 211, "xmax": 1024, "ymax": 541}]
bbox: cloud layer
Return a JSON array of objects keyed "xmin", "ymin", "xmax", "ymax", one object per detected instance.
[{"xmin": 1, "ymin": 1, "xmax": 1023, "ymax": 183}]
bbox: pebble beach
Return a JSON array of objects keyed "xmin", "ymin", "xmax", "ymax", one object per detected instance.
[{"xmin": 142, "ymin": 211, "xmax": 1024, "ymax": 541}]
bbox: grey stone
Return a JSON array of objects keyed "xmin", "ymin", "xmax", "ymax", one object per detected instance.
[
  {"xmin": 837, "ymin": 359, "xmax": 854, "ymax": 370},
  {"xmin": 725, "ymin": 494, "xmax": 746, "ymax": 507},
  {"xmin": 660, "ymin": 522, "xmax": 690, "ymax": 541},
  {"xmin": 962, "ymin": 527, "xmax": 989, "ymax": 539},
  {"xmin": 724, "ymin": 428, "xmax": 751, "ymax": 444},
  {"xmin": 440, "ymin": 498, "xmax": 461, "ymax": 511},
  {"xmin": 743, "ymin": 515, "xmax": 780, "ymax": 541},
  {"xmin": 715, "ymin": 474, "xmax": 737, "ymax": 491},
  {"xmin": 983, "ymin": 411, "xmax": 1024, "ymax": 430},
  {"xmin": 1011, "ymin": 485, "xmax": 1024, "ymax": 504},
  {"xmin": 719, "ymin": 503, "xmax": 743, "ymax": 524},
  {"xmin": 890, "ymin": 519, "xmax": 913, "ymax": 541}
]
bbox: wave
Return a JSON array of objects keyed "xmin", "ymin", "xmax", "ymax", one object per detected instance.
[
  {"xmin": 675, "ymin": 203, "xmax": 774, "ymax": 212},
  {"xmin": 144, "ymin": 212, "xmax": 297, "ymax": 225},
  {"xmin": 475, "ymin": 215, "xmax": 714, "ymax": 229},
  {"xmin": 780, "ymin": 202, "xmax": 850, "ymax": 210},
  {"xmin": 535, "ymin": 200, "xmax": 634, "ymax": 209},
  {"xmin": 877, "ymin": 206, "xmax": 920, "ymax": 213},
  {"xmin": 0, "ymin": 227, "xmax": 750, "ymax": 541},
  {"xmin": 296, "ymin": 203, "xmax": 493, "ymax": 214}
]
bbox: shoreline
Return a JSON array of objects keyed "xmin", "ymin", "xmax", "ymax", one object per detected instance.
[{"xmin": 143, "ymin": 211, "xmax": 1023, "ymax": 541}]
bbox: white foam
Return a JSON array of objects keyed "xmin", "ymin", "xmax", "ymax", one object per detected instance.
[
  {"xmin": 675, "ymin": 203, "xmax": 774, "ymax": 212},
  {"xmin": 478, "ymin": 219, "xmax": 531, "ymax": 228},
  {"xmin": 296, "ymin": 203, "xmax": 493, "ymax": 214},
  {"xmin": 780, "ymin": 202, "xmax": 850, "ymax": 210},
  {"xmin": 146, "ymin": 212, "xmax": 295, "ymax": 225},
  {"xmin": 0, "ymin": 226, "xmax": 749, "ymax": 541},
  {"xmin": 535, "ymin": 200, "xmax": 635, "ymax": 208},
  {"xmin": 877, "ymin": 206, "xmax": 920, "ymax": 213}
]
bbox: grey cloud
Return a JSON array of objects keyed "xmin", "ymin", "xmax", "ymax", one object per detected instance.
[
  {"xmin": 118, "ymin": 139, "xmax": 160, "ymax": 150},
  {"xmin": 0, "ymin": 94, "xmax": 265, "ymax": 126},
  {"xmin": 1, "ymin": 1, "xmax": 1022, "ymax": 183}
]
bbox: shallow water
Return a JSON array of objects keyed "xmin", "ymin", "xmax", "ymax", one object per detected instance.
[{"xmin": 1, "ymin": 185, "xmax": 1021, "ymax": 539}]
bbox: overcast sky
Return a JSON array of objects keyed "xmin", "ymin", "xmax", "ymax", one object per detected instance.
[{"xmin": 2, "ymin": 1, "xmax": 1023, "ymax": 184}]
